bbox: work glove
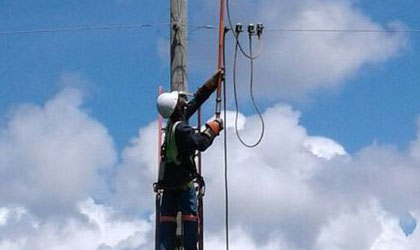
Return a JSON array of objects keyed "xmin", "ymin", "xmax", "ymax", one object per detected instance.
[{"xmin": 203, "ymin": 118, "xmax": 223, "ymax": 139}]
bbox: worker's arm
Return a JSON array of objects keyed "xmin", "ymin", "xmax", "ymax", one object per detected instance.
[
  {"xmin": 185, "ymin": 70, "xmax": 222, "ymax": 120},
  {"xmin": 176, "ymin": 123, "xmax": 213, "ymax": 152},
  {"xmin": 176, "ymin": 119, "xmax": 223, "ymax": 152}
]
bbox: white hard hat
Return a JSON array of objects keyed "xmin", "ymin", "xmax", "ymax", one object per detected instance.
[{"xmin": 157, "ymin": 91, "xmax": 179, "ymax": 119}]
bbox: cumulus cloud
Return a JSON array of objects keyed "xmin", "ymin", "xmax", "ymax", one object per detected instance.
[
  {"xmin": 0, "ymin": 88, "xmax": 150, "ymax": 250},
  {"xmin": 0, "ymin": 199, "xmax": 152, "ymax": 250},
  {"xmin": 197, "ymin": 104, "xmax": 420, "ymax": 249},
  {"xmin": 0, "ymin": 88, "xmax": 116, "ymax": 217},
  {"xmin": 304, "ymin": 136, "xmax": 346, "ymax": 160},
  {"xmin": 110, "ymin": 120, "xmax": 158, "ymax": 215},
  {"xmin": 107, "ymin": 102, "xmax": 420, "ymax": 250},
  {"xmin": 255, "ymin": 0, "xmax": 407, "ymax": 98},
  {"xmin": 1, "ymin": 85, "xmax": 420, "ymax": 249}
]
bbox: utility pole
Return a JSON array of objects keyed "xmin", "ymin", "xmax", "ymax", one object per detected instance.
[
  {"xmin": 170, "ymin": 0, "xmax": 188, "ymax": 92},
  {"xmin": 170, "ymin": 1, "xmax": 188, "ymax": 249}
]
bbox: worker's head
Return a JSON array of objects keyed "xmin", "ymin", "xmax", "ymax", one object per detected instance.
[{"xmin": 157, "ymin": 91, "xmax": 189, "ymax": 121}]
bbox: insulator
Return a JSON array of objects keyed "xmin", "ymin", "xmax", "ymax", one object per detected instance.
[
  {"xmin": 247, "ymin": 23, "xmax": 256, "ymax": 34},
  {"xmin": 235, "ymin": 23, "xmax": 243, "ymax": 33}
]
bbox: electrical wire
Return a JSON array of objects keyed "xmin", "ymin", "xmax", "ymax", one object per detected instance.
[
  {"xmin": 2, "ymin": 23, "xmax": 420, "ymax": 37},
  {"xmin": 265, "ymin": 28, "xmax": 420, "ymax": 33},
  {"xmin": 225, "ymin": 0, "xmax": 264, "ymax": 59},
  {"xmin": 232, "ymin": 32, "xmax": 265, "ymax": 148},
  {"xmin": 0, "ymin": 23, "xmax": 215, "ymax": 37},
  {"xmin": 0, "ymin": 24, "xmax": 155, "ymax": 36},
  {"xmin": 222, "ymin": 26, "xmax": 230, "ymax": 250},
  {"xmin": 191, "ymin": 26, "xmax": 420, "ymax": 33}
]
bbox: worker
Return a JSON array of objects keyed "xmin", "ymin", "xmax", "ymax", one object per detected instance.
[{"xmin": 156, "ymin": 70, "xmax": 223, "ymax": 250}]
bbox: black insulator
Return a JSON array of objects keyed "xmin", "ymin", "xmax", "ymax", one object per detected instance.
[
  {"xmin": 257, "ymin": 23, "xmax": 264, "ymax": 38},
  {"xmin": 235, "ymin": 23, "xmax": 243, "ymax": 33},
  {"xmin": 248, "ymin": 23, "xmax": 256, "ymax": 34}
]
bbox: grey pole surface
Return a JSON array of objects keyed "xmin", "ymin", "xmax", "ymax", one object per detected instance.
[
  {"xmin": 170, "ymin": 0, "xmax": 188, "ymax": 92},
  {"xmin": 170, "ymin": 1, "xmax": 188, "ymax": 249}
]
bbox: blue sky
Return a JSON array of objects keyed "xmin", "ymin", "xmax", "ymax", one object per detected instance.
[
  {"xmin": 300, "ymin": 0, "xmax": 420, "ymax": 152},
  {"xmin": 1, "ymin": 1, "xmax": 420, "ymax": 249},
  {"xmin": 1, "ymin": 0, "xmax": 418, "ymax": 153}
]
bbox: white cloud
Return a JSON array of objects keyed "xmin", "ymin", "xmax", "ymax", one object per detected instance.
[
  {"xmin": 190, "ymin": 0, "xmax": 407, "ymax": 99},
  {"xmin": 315, "ymin": 200, "xmax": 402, "ymax": 250},
  {"xmin": 0, "ymin": 88, "xmax": 419, "ymax": 249},
  {"xmin": 0, "ymin": 199, "xmax": 152, "ymax": 250},
  {"xmin": 0, "ymin": 208, "xmax": 9, "ymax": 226},
  {"xmin": 0, "ymin": 87, "xmax": 117, "ymax": 217},
  {"xmin": 255, "ymin": 0, "xmax": 407, "ymax": 98},
  {"xmin": 0, "ymin": 86, "xmax": 152, "ymax": 250},
  {"xmin": 205, "ymin": 228, "xmax": 296, "ymax": 250},
  {"xmin": 196, "ymin": 103, "xmax": 420, "ymax": 249},
  {"xmin": 304, "ymin": 136, "xmax": 347, "ymax": 160},
  {"xmin": 409, "ymin": 117, "xmax": 420, "ymax": 163},
  {"xmin": 110, "ymin": 120, "xmax": 158, "ymax": 215}
]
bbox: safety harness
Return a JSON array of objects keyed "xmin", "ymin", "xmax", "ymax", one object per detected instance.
[
  {"xmin": 158, "ymin": 121, "xmax": 205, "ymax": 192},
  {"xmin": 163, "ymin": 121, "xmax": 182, "ymax": 166}
]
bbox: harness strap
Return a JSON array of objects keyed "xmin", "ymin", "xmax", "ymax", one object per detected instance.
[
  {"xmin": 164, "ymin": 121, "xmax": 182, "ymax": 165},
  {"xmin": 182, "ymin": 215, "xmax": 198, "ymax": 222},
  {"xmin": 160, "ymin": 216, "xmax": 177, "ymax": 223},
  {"xmin": 160, "ymin": 181, "xmax": 193, "ymax": 191}
]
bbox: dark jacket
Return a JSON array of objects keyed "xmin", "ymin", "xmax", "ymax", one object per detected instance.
[{"xmin": 161, "ymin": 81, "xmax": 217, "ymax": 188}]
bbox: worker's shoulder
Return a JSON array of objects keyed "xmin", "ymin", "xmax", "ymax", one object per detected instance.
[{"xmin": 174, "ymin": 121, "xmax": 194, "ymax": 134}]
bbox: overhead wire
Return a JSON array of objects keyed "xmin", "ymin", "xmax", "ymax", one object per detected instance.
[
  {"xmin": 265, "ymin": 28, "xmax": 420, "ymax": 33},
  {"xmin": 2, "ymin": 23, "xmax": 420, "ymax": 37},
  {"xmin": 0, "ymin": 23, "xmax": 214, "ymax": 37},
  {"xmin": 0, "ymin": 24, "xmax": 155, "ymax": 36}
]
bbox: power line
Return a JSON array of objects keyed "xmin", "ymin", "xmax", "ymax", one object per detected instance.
[
  {"xmin": 0, "ymin": 24, "xmax": 157, "ymax": 36},
  {"xmin": 265, "ymin": 28, "xmax": 420, "ymax": 33},
  {"xmin": 204, "ymin": 25, "xmax": 420, "ymax": 33},
  {"xmin": 191, "ymin": 25, "xmax": 420, "ymax": 34},
  {"xmin": 2, "ymin": 23, "xmax": 420, "ymax": 36}
]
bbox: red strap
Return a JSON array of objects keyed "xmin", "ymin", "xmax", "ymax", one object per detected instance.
[
  {"xmin": 160, "ymin": 216, "xmax": 177, "ymax": 223},
  {"xmin": 182, "ymin": 214, "xmax": 198, "ymax": 222}
]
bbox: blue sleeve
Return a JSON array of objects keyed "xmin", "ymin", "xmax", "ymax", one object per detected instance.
[{"xmin": 175, "ymin": 122, "xmax": 213, "ymax": 152}]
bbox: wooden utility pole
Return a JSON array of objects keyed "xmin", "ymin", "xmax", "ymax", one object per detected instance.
[
  {"xmin": 170, "ymin": 1, "xmax": 188, "ymax": 249},
  {"xmin": 170, "ymin": 0, "xmax": 188, "ymax": 92}
]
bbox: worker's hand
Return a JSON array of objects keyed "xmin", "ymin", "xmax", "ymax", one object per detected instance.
[{"xmin": 204, "ymin": 118, "xmax": 223, "ymax": 138}]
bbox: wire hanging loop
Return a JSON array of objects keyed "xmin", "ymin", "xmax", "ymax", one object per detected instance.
[{"xmin": 232, "ymin": 25, "xmax": 265, "ymax": 148}]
